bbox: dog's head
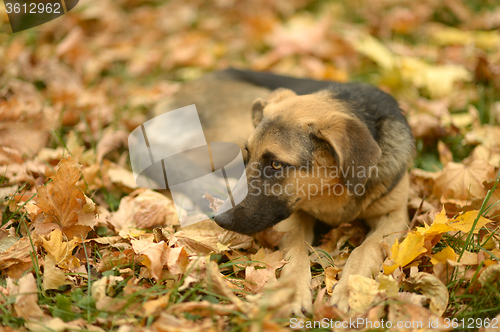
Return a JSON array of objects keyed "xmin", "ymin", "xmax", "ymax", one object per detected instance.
[{"xmin": 214, "ymin": 88, "xmax": 381, "ymax": 235}]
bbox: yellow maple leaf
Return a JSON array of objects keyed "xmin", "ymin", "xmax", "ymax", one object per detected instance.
[
  {"xmin": 449, "ymin": 210, "xmax": 494, "ymax": 234},
  {"xmin": 41, "ymin": 229, "xmax": 80, "ymax": 269},
  {"xmin": 415, "ymin": 208, "xmax": 453, "ymax": 237},
  {"xmin": 43, "ymin": 255, "xmax": 69, "ymax": 290},
  {"xmin": 430, "ymin": 246, "xmax": 456, "ymax": 265},
  {"xmin": 384, "ymin": 233, "xmax": 426, "ymax": 275}
]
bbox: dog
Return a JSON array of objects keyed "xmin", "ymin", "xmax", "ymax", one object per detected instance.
[{"xmin": 154, "ymin": 68, "xmax": 414, "ymax": 315}]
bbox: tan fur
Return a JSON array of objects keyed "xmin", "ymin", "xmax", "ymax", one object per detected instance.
[
  {"xmin": 159, "ymin": 76, "xmax": 413, "ymax": 316},
  {"xmin": 245, "ymin": 88, "xmax": 411, "ymax": 315}
]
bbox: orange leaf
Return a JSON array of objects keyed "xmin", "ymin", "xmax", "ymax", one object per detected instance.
[{"xmin": 35, "ymin": 156, "xmax": 97, "ymax": 239}]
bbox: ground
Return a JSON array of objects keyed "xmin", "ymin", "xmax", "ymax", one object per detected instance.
[{"xmin": 0, "ymin": 0, "xmax": 500, "ymax": 331}]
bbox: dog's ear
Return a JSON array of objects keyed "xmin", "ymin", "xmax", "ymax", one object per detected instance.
[
  {"xmin": 252, "ymin": 98, "xmax": 267, "ymax": 127},
  {"xmin": 312, "ymin": 116, "xmax": 381, "ymax": 187},
  {"xmin": 252, "ymin": 89, "xmax": 297, "ymax": 127}
]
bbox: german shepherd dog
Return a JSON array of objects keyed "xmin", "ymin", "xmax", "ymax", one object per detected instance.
[{"xmin": 155, "ymin": 68, "xmax": 414, "ymax": 315}]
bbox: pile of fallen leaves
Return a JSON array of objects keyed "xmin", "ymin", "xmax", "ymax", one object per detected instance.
[{"xmin": 1, "ymin": 0, "xmax": 500, "ymax": 331}]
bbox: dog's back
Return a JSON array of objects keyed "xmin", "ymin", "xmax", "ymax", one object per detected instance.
[{"xmin": 155, "ymin": 69, "xmax": 413, "ymax": 194}]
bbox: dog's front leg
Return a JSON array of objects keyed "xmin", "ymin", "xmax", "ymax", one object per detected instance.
[
  {"xmin": 275, "ymin": 210, "xmax": 315, "ymax": 316},
  {"xmin": 329, "ymin": 205, "xmax": 409, "ymax": 311},
  {"xmin": 330, "ymin": 175, "xmax": 410, "ymax": 312}
]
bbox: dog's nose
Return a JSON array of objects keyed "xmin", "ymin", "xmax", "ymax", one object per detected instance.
[{"xmin": 214, "ymin": 212, "xmax": 234, "ymax": 230}]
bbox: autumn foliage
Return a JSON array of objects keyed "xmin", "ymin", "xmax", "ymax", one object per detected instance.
[{"xmin": 1, "ymin": 0, "xmax": 500, "ymax": 331}]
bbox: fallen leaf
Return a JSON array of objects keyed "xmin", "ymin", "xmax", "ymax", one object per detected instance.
[
  {"xmin": 437, "ymin": 141, "xmax": 453, "ymax": 166},
  {"xmin": 0, "ymin": 80, "xmax": 57, "ymax": 158},
  {"xmin": 244, "ymin": 249, "xmax": 286, "ymax": 293},
  {"xmin": 0, "ymin": 237, "xmax": 36, "ymax": 277},
  {"xmin": 325, "ymin": 266, "xmax": 341, "ymax": 295},
  {"xmin": 406, "ymin": 272, "xmax": 449, "ymax": 316},
  {"xmin": 35, "ymin": 156, "xmax": 98, "ymax": 239},
  {"xmin": 40, "ymin": 229, "xmax": 80, "ymax": 269},
  {"xmin": 387, "ymin": 302, "xmax": 452, "ymax": 331},
  {"xmin": 96, "ymin": 130, "xmax": 129, "ymax": 163},
  {"xmin": 478, "ymin": 264, "xmax": 500, "ymax": 286},
  {"xmin": 166, "ymin": 246, "xmax": 189, "ymax": 275},
  {"xmin": 449, "ymin": 210, "xmax": 495, "ymax": 234},
  {"xmin": 384, "ymin": 233, "xmax": 426, "ymax": 275},
  {"xmin": 431, "ymin": 246, "xmax": 456, "ymax": 265},
  {"xmin": 348, "ymin": 275, "xmax": 381, "ymax": 313},
  {"xmin": 12, "ymin": 273, "xmax": 45, "ymax": 320},
  {"xmin": 110, "ymin": 189, "xmax": 179, "ymax": 238},
  {"xmin": 433, "ymin": 160, "xmax": 495, "ymax": 206},
  {"xmin": 142, "ymin": 294, "xmax": 170, "ymax": 317},
  {"xmin": 131, "ymin": 239, "xmax": 168, "ymax": 282},
  {"xmin": 42, "ymin": 255, "xmax": 69, "ymax": 290},
  {"xmin": 431, "ymin": 27, "xmax": 500, "ymax": 51}
]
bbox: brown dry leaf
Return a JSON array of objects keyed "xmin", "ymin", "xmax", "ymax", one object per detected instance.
[
  {"xmin": 347, "ymin": 275, "xmax": 382, "ymax": 313},
  {"xmin": 387, "ymin": 302, "xmax": 452, "ymax": 331},
  {"xmin": 75, "ymin": 163, "xmax": 102, "ymax": 192},
  {"xmin": 25, "ymin": 317, "xmax": 106, "ymax": 332},
  {"xmin": 245, "ymin": 266, "xmax": 271, "ymax": 293},
  {"xmin": 204, "ymin": 261, "xmax": 245, "ymax": 310},
  {"xmin": 0, "ymin": 237, "xmax": 36, "ymax": 278},
  {"xmin": 468, "ymin": 144, "xmax": 500, "ymax": 168},
  {"xmin": 464, "ymin": 125, "xmax": 500, "ymax": 147},
  {"xmin": 40, "ymin": 229, "xmax": 80, "ymax": 270},
  {"xmin": 478, "ymin": 264, "xmax": 500, "ymax": 287},
  {"xmin": 168, "ymin": 301, "xmax": 238, "ymax": 316},
  {"xmin": 96, "ymin": 130, "xmax": 129, "ymax": 163},
  {"xmin": 264, "ymin": 14, "xmax": 340, "ymax": 60},
  {"xmin": 109, "ymin": 189, "xmax": 179, "ymax": 238},
  {"xmin": 245, "ymin": 272, "xmax": 296, "ymax": 317},
  {"xmin": 254, "ymin": 226, "xmax": 285, "ymax": 248},
  {"xmin": 131, "ymin": 239, "xmax": 168, "ymax": 282},
  {"xmin": 409, "ymin": 113, "xmax": 443, "ymax": 140},
  {"xmin": 244, "ymin": 249, "xmax": 286, "ymax": 293},
  {"xmin": 0, "ymin": 80, "xmax": 57, "ymax": 158},
  {"xmin": 151, "ymin": 312, "xmax": 215, "ymax": 332},
  {"xmin": 325, "ymin": 266, "xmax": 341, "ymax": 295},
  {"xmin": 313, "ymin": 288, "xmax": 344, "ymax": 320},
  {"xmin": 166, "ymin": 246, "xmax": 189, "ymax": 275},
  {"xmin": 406, "ymin": 272, "xmax": 449, "ymax": 316},
  {"xmin": 42, "ymin": 255, "xmax": 69, "ymax": 291},
  {"xmin": 203, "ymin": 192, "xmax": 225, "ymax": 213},
  {"xmin": 171, "ymin": 231, "xmax": 220, "ymax": 255},
  {"xmin": 11, "ymin": 273, "xmax": 45, "ymax": 320},
  {"xmin": 432, "ymin": 160, "xmax": 495, "ymax": 206},
  {"xmin": 97, "ymin": 249, "xmax": 135, "ymax": 273},
  {"xmin": 35, "ymin": 156, "xmax": 98, "ymax": 239},
  {"xmin": 142, "ymin": 294, "xmax": 170, "ymax": 317},
  {"xmin": 106, "ymin": 163, "xmax": 138, "ymax": 191},
  {"xmin": 218, "ymin": 230, "xmax": 255, "ymax": 251},
  {"xmin": 91, "ymin": 276, "xmax": 127, "ymax": 311},
  {"xmin": 437, "ymin": 141, "xmax": 453, "ymax": 166}
]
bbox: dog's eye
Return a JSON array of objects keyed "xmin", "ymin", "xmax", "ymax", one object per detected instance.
[{"xmin": 271, "ymin": 161, "xmax": 282, "ymax": 170}]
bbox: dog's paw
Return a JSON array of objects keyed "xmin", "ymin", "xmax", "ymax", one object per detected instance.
[
  {"xmin": 288, "ymin": 287, "xmax": 313, "ymax": 317},
  {"xmin": 329, "ymin": 280, "xmax": 349, "ymax": 313}
]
